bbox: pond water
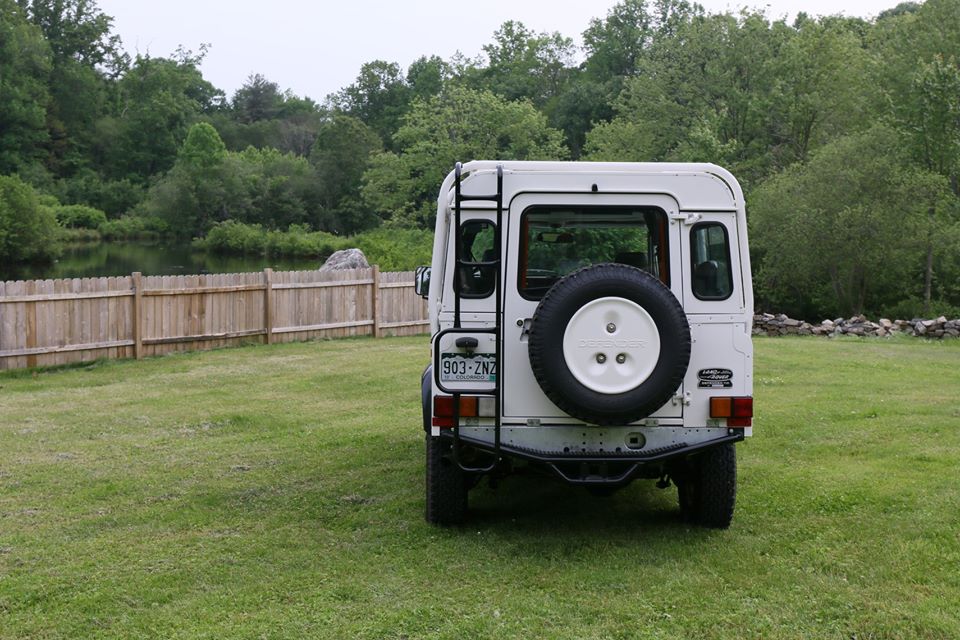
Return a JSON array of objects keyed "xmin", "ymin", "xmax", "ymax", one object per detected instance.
[{"xmin": 3, "ymin": 242, "xmax": 325, "ymax": 282}]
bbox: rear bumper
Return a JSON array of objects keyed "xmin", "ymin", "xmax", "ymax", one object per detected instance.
[{"xmin": 440, "ymin": 430, "xmax": 743, "ymax": 486}]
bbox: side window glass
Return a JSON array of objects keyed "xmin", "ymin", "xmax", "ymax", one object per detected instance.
[
  {"xmin": 457, "ymin": 220, "xmax": 496, "ymax": 298},
  {"xmin": 690, "ymin": 223, "xmax": 733, "ymax": 300}
]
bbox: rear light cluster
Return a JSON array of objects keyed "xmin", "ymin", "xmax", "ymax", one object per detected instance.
[
  {"xmin": 710, "ymin": 396, "xmax": 753, "ymax": 428},
  {"xmin": 435, "ymin": 394, "xmax": 752, "ymax": 428},
  {"xmin": 432, "ymin": 395, "xmax": 496, "ymax": 428}
]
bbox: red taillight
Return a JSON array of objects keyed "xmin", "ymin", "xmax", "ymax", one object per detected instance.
[
  {"xmin": 432, "ymin": 395, "xmax": 494, "ymax": 428},
  {"xmin": 710, "ymin": 396, "xmax": 753, "ymax": 428}
]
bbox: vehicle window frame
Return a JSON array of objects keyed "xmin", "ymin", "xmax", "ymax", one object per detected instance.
[
  {"xmin": 689, "ymin": 221, "xmax": 734, "ymax": 301},
  {"xmin": 516, "ymin": 205, "xmax": 670, "ymax": 301},
  {"xmin": 455, "ymin": 218, "xmax": 497, "ymax": 299}
]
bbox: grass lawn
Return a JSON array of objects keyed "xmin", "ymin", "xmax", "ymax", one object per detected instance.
[{"xmin": 1, "ymin": 335, "xmax": 958, "ymax": 639}]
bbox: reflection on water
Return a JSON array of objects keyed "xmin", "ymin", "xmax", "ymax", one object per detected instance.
[{"xmin": 2, "ymin": 242, "xmax": 325, "ymax": 281}]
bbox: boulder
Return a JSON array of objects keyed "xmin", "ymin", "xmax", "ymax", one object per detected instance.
[{"xmin": 320, "ymin": 248, "xmax": 370, "ymax": 272}]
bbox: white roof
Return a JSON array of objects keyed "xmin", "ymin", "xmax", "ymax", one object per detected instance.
[{"xmin": 449, "ymin": 161, "xmax": 743, "ymax": 212}]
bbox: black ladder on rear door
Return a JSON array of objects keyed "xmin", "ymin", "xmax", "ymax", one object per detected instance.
[{"xmin": 432, "ymin": 162, "xmax": 504, "ymax": 473}]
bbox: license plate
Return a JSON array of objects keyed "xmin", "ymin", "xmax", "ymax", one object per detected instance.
[{"xmin": 439, "ymin": 353, "xmax": 497, "ymax": 382}]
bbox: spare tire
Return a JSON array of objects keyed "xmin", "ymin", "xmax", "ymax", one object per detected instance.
[{"xmin": 528, "ymin": 263, "xmax": 690, "ymax": 425}]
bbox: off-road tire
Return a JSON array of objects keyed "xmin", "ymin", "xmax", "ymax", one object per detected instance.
[
  {"xmin": 676, "ymin": 443, "xmax": 737, "ymax": 528},
  {"xmin": 425, "ymin": 434, "xmax": 468, "ymax": 525},
  {"xmin": 528, "ymin": 263, "xmax": 691, "ymax": 425}
]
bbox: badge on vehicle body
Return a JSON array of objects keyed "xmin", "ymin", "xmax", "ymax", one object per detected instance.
[{"xmin": 698, "ymin": 368, "xmax": 733, "ymax": 388}]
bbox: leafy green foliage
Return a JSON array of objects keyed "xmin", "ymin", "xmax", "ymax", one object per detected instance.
[
  {"xmin": 332, "ymin": 60, "xmax": 412, "ymax": 149},
  {"xmin": 140, "ymin": 125, "xmax": 323, "ymax": 238},
  {"xmin": 310, "ymin": 114, "xmax": 382, "ymax": 234},
  {"xmin": 361, "ymin": 86, "xmax": 567, "ymax": 228},
  {"xmin": 0, "ymin": 173, "xmax": 60, "ymax": 263},
  {"xmin": 51, "ymin": 171, "xmax": 144, "ymax": 216},
  {"xmin": 196, "ymin": 220, "xmax": 433, "ymax": 270},
  {"xmin": 97, "ymin": 51, "xmax": 223, "ymax": 182},
  {"xmin": 0, "ymin": 1, "xmax": 51, "ymax": 174},
  {"xmin": 97, "ymin": 214, "xmax": 169, "ymax": 240},
  {"xmin": 54, "ymin": 203, "xmax": 107, "ymax": 229},
  {"xmin": 209, "ymin": 74, "xmax": 326, "ymax": 156},
  {"xmin": 750, "ymin": 126, "xmax": 956, "ymax": 318},
  {"xmin": 349, "ymin": 227, "xmax": 434, "ymax": 271}
]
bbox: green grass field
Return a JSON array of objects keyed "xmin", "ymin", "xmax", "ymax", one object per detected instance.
[{"xmin": 1, "ymin": 336, "xmax": 958, "ymax": 639}]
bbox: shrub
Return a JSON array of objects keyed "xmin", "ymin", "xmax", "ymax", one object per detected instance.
[
  {"xmin": 0, "ymin": 174, "xmax": 61, "ymax": 264},
  {"xmin": 195, "ymin": 221, "xmax": 434, "ymax": 271},
  {"xmin": 351, "ymin": 228, "xmax": 433, "ymax": 271},
  {"xmin": 55, "ymin": 204, "xmax": 108, "ymax": 229},
  {"xmin": 98, "ymin": 215, "xmax": 170, "ymax": 241},
  {"xmin": 200, "ymin": 220, "xmax": 269, "ymax": 254}
]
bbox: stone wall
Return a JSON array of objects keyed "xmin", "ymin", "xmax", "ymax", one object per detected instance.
[{"xmin": 752, "ymin": 313, "xmax": 960, "ymax": 339}]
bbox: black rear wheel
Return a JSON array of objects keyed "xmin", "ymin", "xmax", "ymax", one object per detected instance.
[
  {"xmin": 425, "ymin": 434, "xmax": 468, "ymax": 525},
  {"xmin": 676, "ymin": 443, "xmax": 737, "ymax": 528}
]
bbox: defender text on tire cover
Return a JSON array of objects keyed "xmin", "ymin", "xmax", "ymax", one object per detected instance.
[{"xmin": 528, "ymin": 263, "xmax": 691, "ymax": 425}]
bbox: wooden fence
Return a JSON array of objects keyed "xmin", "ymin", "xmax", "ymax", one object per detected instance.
[{"xmin": 0, "ymin": 267, "xmax": 429, "ymax": 370}]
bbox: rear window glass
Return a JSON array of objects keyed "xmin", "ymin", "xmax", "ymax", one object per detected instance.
[{"xmin": 518, "ymin": 206, "xmax": 669, "ymax": 300}]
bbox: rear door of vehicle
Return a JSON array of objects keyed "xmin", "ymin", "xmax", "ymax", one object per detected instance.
[{"xmin": 501, "ymin": 192, "xmax": 685, "ymax": 423}]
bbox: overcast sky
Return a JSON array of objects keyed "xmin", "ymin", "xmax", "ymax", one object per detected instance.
[{"xmin": 96, "ymin": 0, "xmax": 898, "ymax": 103}]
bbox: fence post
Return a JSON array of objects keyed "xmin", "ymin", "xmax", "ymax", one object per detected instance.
[
  {"xmin": 263, "ymin": 268, "xmax": 274, "ymax": 344},
  {"xmin": 372, "ymin": 265, "xmax": 381, "ymax": 338},
  {"xmin": 131, "ymin": 271, "xmax": 143, "ymax": 359},
  {"xmin": 25, "ymin": 280, "xmax": 37, "ymax": 368}
]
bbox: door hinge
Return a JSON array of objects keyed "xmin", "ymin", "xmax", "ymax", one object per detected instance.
[
  {"xmin": 669, "ymin": 211, "xmax": 702, "ymax": 225},
  {"xmin": 671, "ymin": 391, "xmax": 692, "ymax": 406}
]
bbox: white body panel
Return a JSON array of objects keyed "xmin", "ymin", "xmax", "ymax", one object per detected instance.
[{"xmin": 428, "ymin": 161, "xmax": 753, "ymax": 444}]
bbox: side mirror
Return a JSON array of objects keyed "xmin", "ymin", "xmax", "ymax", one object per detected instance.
[{"xmin": 414, "ymin": 266, "xmax": 431, "ymax": 298}]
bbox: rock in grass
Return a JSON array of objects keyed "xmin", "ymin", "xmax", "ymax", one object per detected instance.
[{"xmin": 320, "ymin": 248, "xmax": 370, "ymax": 271}]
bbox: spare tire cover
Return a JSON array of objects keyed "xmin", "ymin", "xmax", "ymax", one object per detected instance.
[{"xmin": 528, "ymin": 263, "xmax": 691, "ymax": 425}]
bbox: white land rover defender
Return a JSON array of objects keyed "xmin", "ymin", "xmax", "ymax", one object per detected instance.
[{"xmin": 415, "ymin": 161, "xmax": 754, "ymax": 528}]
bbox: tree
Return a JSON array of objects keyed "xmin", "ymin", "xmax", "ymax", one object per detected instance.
[
  {"xmin": 582, "ymin": 0, "xmax": 655, "ymax": 81},
  {"xmin": 140, "ymin": 122, "xmax": 230, "ymax": 236},
  {"xmin": 332, "ymin": 60, "xmax": 411, "ymax": 148},
  {"xmin": 583, "ymin": 9, "xmax": 868, "ymax": 184},
  {"xmin": 177, "ymin": 122, "xmax": 227, "ymax": 170},
  {"xmin": 479, "ymin": 21, "xmax": 576, "ymax": 108},
  {"xmin": 767, "ymin": 16, "xmax": 876, "ymax": 166},
  {"xmin": 750, "ymin": 126, "xmax": 953, "ymax": 319},
  {"xmin": 96, "ymin": 50, "xmax": 223, "ymax": 181},
  {"xmin": 872, "ymin": 0, "xmax": 960, "ymax": 151},
  {"xmin": 142, "ymin": 124, "xmax": 323, "ymax": 238},
  {"xmin": 361, "ymin": 87, "xmax": 568, "ymax": 228},
  {"xmin": 15, "ymin": 0, "xmax": 125, "ymax": 71},
  {"xmin": 309, "ymin": 115, "xmax": 382, "ymax": 234},
  {"xmin": 406, "ymin": 55, "xmax": 448, "ymax": 102},
  {"xmin": 232, "ymin": 73, "xmax": 284, "ymax": 123},
  {"xmin": 15, "ymin": 0, "xmax": 128, "ymax": 175},
  {"xmin": 0, "ymin": 1, "xmax": 51, "ymax": 174},
  {"xmin": 872, "ymin": 0, "xmax": 960, "ymax": 312},
  {"xmin": 0, "ymin": 174, "xmax": 60, "ymax": 264}
]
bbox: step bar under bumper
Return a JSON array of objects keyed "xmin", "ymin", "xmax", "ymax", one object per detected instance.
[{"xmin": 439, "ymin": 430, "xmax": 744, "ymax": 486}]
